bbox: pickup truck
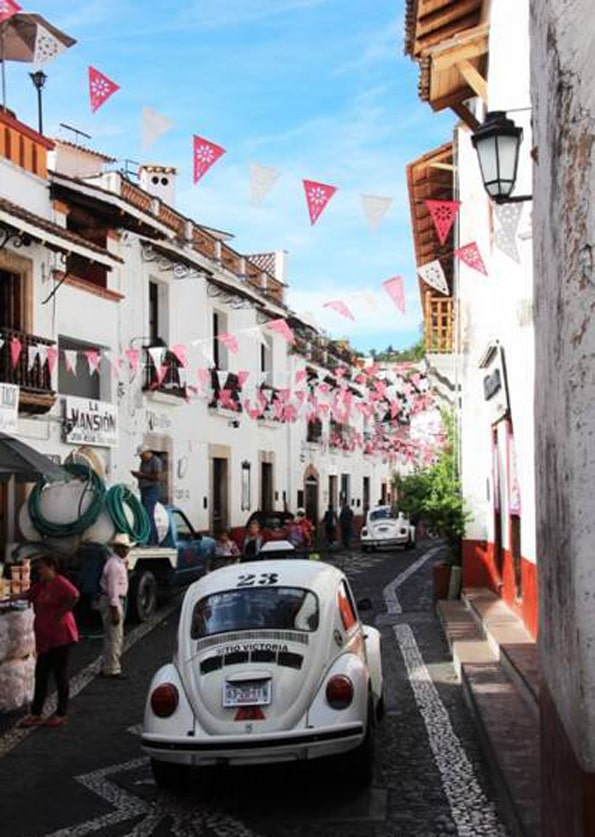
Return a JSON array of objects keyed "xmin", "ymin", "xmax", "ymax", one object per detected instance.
[{"xmin": 75, "ymin": 505, "xmax": 215, "ymax": 623}]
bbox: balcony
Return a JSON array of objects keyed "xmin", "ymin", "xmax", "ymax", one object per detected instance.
[
  {"xmin": 329, "ymin": 419, "xmax": 356, "ymax": 452},
  {"xmin": 424, "ymin": 295, "xmax": 453, "ymax": 353},
  {"xmin": 209, "ymin": 370, "xmax": 243, "ymax": 412},
  {"xmin": 142, "ymin": 348, "xmax": 187, "ymax": 399},
  {"xmin": 0, "ymin": 329, "xmax": 56, "ymax": 414}
]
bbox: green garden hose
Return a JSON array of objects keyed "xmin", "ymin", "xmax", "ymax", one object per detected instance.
[
  {"xmin": 106, "ymin": 484, "xmax": 151, "ymax": 545},
  {"xmin": 28, "ymin": 463, "xmax": 106, "ymax": 538}
]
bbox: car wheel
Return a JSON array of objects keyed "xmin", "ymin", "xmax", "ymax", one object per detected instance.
[
  {"xmin": 376, "ymin": 694, "xmax": 386, "ymax": 722},
  {"xmin": 151, "ymin": 758, "xmax": 190, "ymax": 791},
  {"xmin": 129, "ymin": 570, "xmax": 158, "ymax": 623},
  {"xmin": 362, "ymin": 544, "xmax": 369, "ymax": 553}
]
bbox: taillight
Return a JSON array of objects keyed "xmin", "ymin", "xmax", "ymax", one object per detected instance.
[
  {"xmin": 326, "ymin": 674, "xmax": 354, "ymax": 709},
  {"xmin": 151, "ymin": 683, "xmax": 179, "ymax": 717}
]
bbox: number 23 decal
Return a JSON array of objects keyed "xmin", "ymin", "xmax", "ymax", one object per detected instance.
[{"xmin": 237, "ymin": 572, "xmax": 279, "ymax": 587}]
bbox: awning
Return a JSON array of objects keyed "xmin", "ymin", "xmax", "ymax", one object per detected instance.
[{"xmin": 0, "ymin": 198, "xmax": 122, "ymax": 269}]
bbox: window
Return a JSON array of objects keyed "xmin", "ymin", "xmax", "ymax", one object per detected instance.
[
  {"xmin": 370, "ymin": 507, "xmax": 396, "ymax": 522},
  {"xmin": 307, "ymin": 418, "xmax": 323, "ymax": 443},
  {"xmin": 260, "ymin": 336, "xmax": 273, "ymax": 382},
  {"xmin": 171, "ymin": 509, "xmax": 194, "ymax": 539},
  {"xmin": 148, "ymin": 280, "xmax": 168, "ymax": 346},
  {"xmin": 213, "ymin": 310, "xmax": 228, "ymax": 371},
  {"xmin": 149, "ymin": 281, "xmax": 159, "ymax": 344},
  {"xmin": 66, "ymin": 210, "xmax": 109, "ymax": 289},
  {"xmin": 338, "ymin": 582, "xmax": 358, "ymax": 632},
  {"xmin": 190, "ymin": 587, "xmax": 320, "ymax": 638},
  {"xmin": 58, "ymin": 336, "xmax": 107, "ymax": 400}
]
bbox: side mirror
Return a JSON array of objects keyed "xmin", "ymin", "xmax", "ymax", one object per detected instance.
[{"xmin": 356, "ymin": 597, "xmax": 372, "ymax": 613}]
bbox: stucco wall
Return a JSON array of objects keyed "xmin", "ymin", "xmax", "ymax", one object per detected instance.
[{"xmin": 532, "ymin": 0, "xmax": 595, "ymax": 769}]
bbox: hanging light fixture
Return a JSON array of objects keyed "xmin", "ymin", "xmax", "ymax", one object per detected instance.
[{"xmin": 471, "ymin": 111, "xmax": 532, "ymax": 204}]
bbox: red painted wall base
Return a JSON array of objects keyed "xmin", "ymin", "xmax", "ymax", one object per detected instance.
[{"xmin": 462, "ymin": 538, "xmax": 538, "ymax": 638}]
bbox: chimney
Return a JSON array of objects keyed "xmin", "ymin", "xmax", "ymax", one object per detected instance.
[{"xmin": 138, "ymin": 164, "xmax": 177, "ymax": 207}]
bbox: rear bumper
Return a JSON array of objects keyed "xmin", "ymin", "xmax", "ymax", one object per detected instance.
[
  {"xmin": 142, "ymin": 722, "xmax": 364, "ymax": 766},
  {"xmin": 362, "ymin": 537, "xmax": 409, "ymax": 547}
]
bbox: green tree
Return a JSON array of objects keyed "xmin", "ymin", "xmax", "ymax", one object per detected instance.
[{"xmin": 393, "ymin": 412, "xmax": 470, "ymax": 561}]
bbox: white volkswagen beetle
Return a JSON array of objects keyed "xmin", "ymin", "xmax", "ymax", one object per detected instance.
[
  {"xmin": 142, "ymin": 559, "xmax": 383, "ymax": 787},
  {"xmin": 360, "ymin": 506, "xmax": 416, "ymax": 551}
]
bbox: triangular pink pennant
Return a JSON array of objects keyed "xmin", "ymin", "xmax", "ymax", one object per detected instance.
[
  {"xmin": 237, "ymin": 370, "xmax": 250, "ymax": 388},
  {"xmin": 217, "ymin": 333, "xmax": 239, "ymax": 354},
  {"xmin": 193, "ymin": 135, "xmax": 226, "ymax": 184},
  {"xmin": 125, "ymin": 348, "xmax": 140, "ymax": 375},
  {"xmin": 153, "ymin": 364, "xmax": 168, "ymax": 386},
  {"xmin": 84, "ymin": 349, "xmax": 101, "ymax": 376},
  {"xmin": 295, "ymin": 369, "xmax": 308, "ymax": 385},
  {"xmin": 9, "ymin": 336, "xmax": 22, "ymax": 369},
  {"xmin": 170, "ymin": 344, "xmax": 188, "ymax": 367},
  {"xmin": 88, "ymin": 66, "xmax": 120, "ymax": 113},
  {"xmin": 454, "ymin": 242, "xmax": 488, "ymax": 276},
  {"xmin": 323, "ymin": 300, "xmax": 355, "ymax": 321},
  {"xmin": 0, "ymin": 0, "xmax": 21, "ymax": 24},
  {"xmin": 267, "ymin": 319, "xmax": 295, "ymax": 343},
  {"xmin": 46, "ymin": 346, "xmax": 58, "ymax": 376},
  {"xmin": 219, "ymin": 389, "xmax": 236, "ymax": 410},
  {"xmin": 382, "ymin": 276, "xmax": 405, "ymax": 314},
  {"xmin": 303, "ymin": 179, "xmax": 337, "ymax": 225},
  {"xmin": 197, "ymin": 368, "xmax": 211, "ymax": 388},
  {"xmin": 425, "ymin": 200, "xmax": 461, "ymax": 245}
]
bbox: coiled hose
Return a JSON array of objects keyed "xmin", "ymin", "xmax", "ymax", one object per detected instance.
[
  {"xmin": 28, "ymin": 463, "xmax": 106, "ymax": 538},
  {"xmin": 106, "ymin": 484, "xmax": 151, "ymax": 545}
]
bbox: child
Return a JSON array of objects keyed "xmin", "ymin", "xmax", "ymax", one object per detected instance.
[
  {"xmin": 242, "ymin": 520, "xmax": 263, "ymax": 562},
  {"xmin": 208, "ymin": 531, "xmax": 240, "ymax": 572}
]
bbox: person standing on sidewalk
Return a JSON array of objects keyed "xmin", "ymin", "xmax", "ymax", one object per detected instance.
[
  {"xmin": 131, "ymin": 447, "xmax": 162, "ymax": 545},
  {"xmin": 339, "ymin": 502, "xmax": 354, "ymax": 549},
  {"xmin": 18, "ymin": 555, "xmax": 79, "ymax": 729},
  {"xmin": 99, "ymin": 534, "xmax": 131, "ymax": 678}
]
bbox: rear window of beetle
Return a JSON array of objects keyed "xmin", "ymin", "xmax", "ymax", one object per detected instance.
[{"xmin": 191, "ymin": 587, "xmax": 320, "ymax": 638}]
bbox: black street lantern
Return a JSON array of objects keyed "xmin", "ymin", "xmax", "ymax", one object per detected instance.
[
  {"xmin": 29, "ymin": 70, "xmax": 48, "ymax": 136},
  {"xmin": 471, "ymin": 111, "xmax": 531, "ymax": 204}
]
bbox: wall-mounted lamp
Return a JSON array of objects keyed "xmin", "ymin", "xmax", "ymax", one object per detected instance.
[{"xmin": 471, "ymin": 111, "xmax": 532, "ymax": 204}]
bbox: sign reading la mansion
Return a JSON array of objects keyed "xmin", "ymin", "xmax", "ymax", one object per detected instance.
[{"xmin": 64, "ymin": 396, "xmax": 118, "ymax": 448}]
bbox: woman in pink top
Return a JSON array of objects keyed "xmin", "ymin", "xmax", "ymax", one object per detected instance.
[{"xmin": 19, "ymin": 555, "xmax": 79, "ymax": 729}]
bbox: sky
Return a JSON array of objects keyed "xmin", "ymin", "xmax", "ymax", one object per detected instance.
[{"xmin": 5, "ymin": 0, "xmax": 455, "ymax": 352}]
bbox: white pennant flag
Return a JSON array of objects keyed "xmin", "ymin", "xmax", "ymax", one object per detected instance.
[
  {"xmin": 142, "ymin": 107, "xmax": 174, "ymax": 152},
  {"xmin": 148, "ymin": 346, "xmax": 165, "ymax": 369},
  {"xmin": 494, "ymin": 202, "xmax": 523, "ymax": 234},
  {"xmin": 33, "ymin": 24, "xmax": 68, "ymax": 67},
  {"xmin": 417, "ymin": 260, "xmax": 449, "ymax": 295},
  {"xmin": 36, "ymin": 344, "xmax": 48, "ymax": 369},
  {"xmin": 243, "ymin": 325, "xmax": 268, "ymax": 346},
  {"xmin": 27, "ymin": 345, "xmax": 40, "ymax": 371},
  {"xmin": 216, "ymin": 370, "xmax": 229, "ymax": 390},
  {"xmin": 352, "ymin": 290, "xmax": 379, "ymax": 309},
  {"xmin": 63, "ymin": 349, "xmax": 78, "ymax": 375},
  {"xmin": 495, "ymin": 227, "xmax": 521, "ymax": 264},
  {"xmin": 360, "ymin": 194, "xmax": 393, "ymax": 231},
  {"xmin": 249, "ymin": 162, "xmax": 281, "ymax": 207}
]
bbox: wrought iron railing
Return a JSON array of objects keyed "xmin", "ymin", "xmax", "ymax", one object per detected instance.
[{"xmin": 0, "ymin": 329, "xmax": 55, "ymax": 395}]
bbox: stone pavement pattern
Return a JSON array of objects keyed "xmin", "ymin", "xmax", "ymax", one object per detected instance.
[{"xmin": 0, "ymin": 544, "xmax": 512, "ymax": 837}]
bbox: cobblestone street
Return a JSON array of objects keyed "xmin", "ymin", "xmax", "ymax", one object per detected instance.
[{"xmin": 0, "ymin": 544, "xmax": 511, "ymax": 837}]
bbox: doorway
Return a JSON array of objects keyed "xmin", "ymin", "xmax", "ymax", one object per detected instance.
[
  {"xmin": 260, "ymin": 462, "xmax": 274, "ymax": 510},
  {"xmin": 362, "ymin": 476, "xmax": 370, "ymax": 513},
  {"xmin": 304, "ymin": 467, "xmax": 319, "ymax": 528},
  {"xmin": 211, "ymin": 457, "xmax": 229, "ymax": 534},
  {"xmin": 492, "ymin": 428, "xmax": 504, "ymax": 578},
  {"xmin": 0, "ymin": 269, "xmax": 25, "ymax": 332},
  {"xmin": 328, "ymin": 475, "xmax": 338, "ymax": 509}
]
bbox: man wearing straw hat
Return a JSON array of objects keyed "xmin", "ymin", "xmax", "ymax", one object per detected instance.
[{"xmin": 99, "ymin": 533, "xmax": 131, "ymax": 678}]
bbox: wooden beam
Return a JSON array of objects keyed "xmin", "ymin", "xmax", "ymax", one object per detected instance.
[
  {"xmin": 451, "ymin": 101, "xmax": 481, "ymax": 131},
  {"xmin": 428, "ymin": 162, "xmax": 456, "ymax": 172},
  {"xmin": 456, "ymin": 59, "xmax": 488, "ymax": 103}
]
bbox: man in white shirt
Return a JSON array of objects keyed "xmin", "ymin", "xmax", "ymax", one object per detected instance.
[{"xmin": 99, "ymin": 533, "xmax": 131, "ymax": 678}]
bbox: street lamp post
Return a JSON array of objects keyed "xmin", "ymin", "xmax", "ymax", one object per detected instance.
[
  {"xmin": 29, "ymin": 71, "xmax": 47, "ymax": 135},
  {"xmin": 471, "ymin": 111, "xmax": 532, "ymax": 204}
]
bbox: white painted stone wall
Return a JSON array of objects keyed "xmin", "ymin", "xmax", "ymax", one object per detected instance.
[
  {"xmin": 456, "ymin": 0, "xmax": 536, "ymax": 564},
  {"xmin": 1, "ymin": 154, "xmax": 389, "ymax": 543},
  {"xmin": 532, "ymin": 0, "xmax": 595, "ymax": 769}
]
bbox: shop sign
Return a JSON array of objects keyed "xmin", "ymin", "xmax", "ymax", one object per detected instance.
[
  {"xmin": 479, "ymin": 343, "xmax": 510, "ymax": 424},
  {"xmin": 0, "ymin": 383, "xmax": 19, "ymax": 432},
  {"xmin": 64, "ymin": 396, "xmax": 118, "ymax": 448}
]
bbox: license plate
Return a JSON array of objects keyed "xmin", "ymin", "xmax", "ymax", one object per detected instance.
[
  {"xmin": 223, "ymin": 680, "xmax": 272, "ymax": 707},
  {"xmin": 378, "ymin": 526, "xmax": 390, "ymax": 532}
]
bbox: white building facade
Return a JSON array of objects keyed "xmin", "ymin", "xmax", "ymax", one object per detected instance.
[{"xmin": 0, "ymin": 108, "xmax": 391, "ymax": 549}]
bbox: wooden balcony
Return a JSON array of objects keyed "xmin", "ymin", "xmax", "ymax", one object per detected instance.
[
  {"xmin": 424, "ymin": 295, "xmax": 453, "ymax": 353},
  {"xmin": 0, "ymin": 329, "xmax": 56, "ymax": 414}
]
